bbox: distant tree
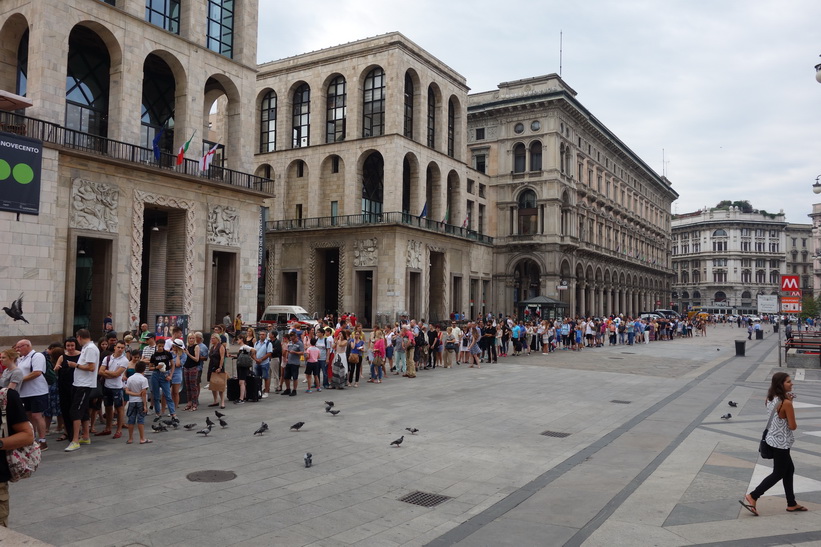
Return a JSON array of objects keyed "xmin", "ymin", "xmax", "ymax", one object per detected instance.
[
  {"xmin": 715, "ymin": 200, "xmax": 732, "ymax": 209},
  {"xmin": 800, "ymin": 295, "xmax": 818, "ymax": 319},
  {"xmin": 714, "ymin": 200, "xmax": 753, "ymax": 213}
]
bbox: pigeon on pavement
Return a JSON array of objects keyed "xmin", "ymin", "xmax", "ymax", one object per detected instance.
[
  {"xmin": 728, "ymin": 401, "xmax": 738, "ymax": 407},
  {"xmin": 721, "ymin": 413, "xmax": 732, "ymax": 420},
  {"xmin": 290, "ymin": 421, "xmax": 305, "ymax": 431},
  {"xmin": 183, "ymin": 423, "xmax": 197, "ymax": 430},
  {"xmin": 325, "ymin": 405, "xmax": 332, "ymax": 413},
  {"xmin": 405, "ymin": 428, "xmax": 419, "ymax": 435},
  {"xmin": 2, "ymin": 294, "xmax": 29, "ymax": 324},
  {"xmin": 197, "ymin": 425, "xmax": 213, "ymax": 436},
  {"xmin": 151, "ymin": 424, "xmax": 168, "ymax": 432},
  {"xmin": 253, "ymin": 422, "xmax": 269, "ymax": 436},
  {"xmin": 206, "ymin": 416, "xmax": 215, "ymax": 427},
  {"xmin": 304, "ymin": 452, "xmax": 312, "ymax": 468},
  {"xmin": 324, "ymin": 401, "xmax": 334, "ymax": 408},
  {"xmin": 219, "ymin": 418, "xmax": 228, "ymax": 428},
  {"xmin": 328, "ymin": 409, "xmax": 340, "ymax": 416},
  {"xmin": 390, "ymin": 435, "xmax": 404, "ymax": 447},
  {"xmin": 215, "ymin": 410, "xmax": 226, "ymax": 418}
]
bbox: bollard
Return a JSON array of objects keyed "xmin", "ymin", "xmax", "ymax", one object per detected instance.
[{"xmin": 735, "ymin": 340, "xmax": 746, "ymax": 356}]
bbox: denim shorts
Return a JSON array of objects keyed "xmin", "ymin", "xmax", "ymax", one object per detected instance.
[
  {"xmin": 127, "ymin": 401, "xmax": 146, "ymax": 425},
  {"xmin": 103, "ymin": 386, "xmax": 124, "ymax": 408},
  {"xmin": 255, "ymin": 362, "xmax": 270, "ymax": 379}
]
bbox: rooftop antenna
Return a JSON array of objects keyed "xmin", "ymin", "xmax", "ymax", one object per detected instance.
[{"xmin": 559, "ymin": 31, "xmax": 563, "ymax": 77}]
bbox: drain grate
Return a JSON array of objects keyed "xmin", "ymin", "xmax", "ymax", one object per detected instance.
[
  {"xmin": 610, "ymin": 400, "xmax": 632, "ymax": 404},
  {"xmin": 541, "ymin": 430, "xmax": 571, "ymax": 438},
  {"xmin": 398, "ymin": 491, "xmax": 451, "ymax": 507},
  {"xmin": 186, "ymin": 470, "xmax": 237, "ymax": 483}
]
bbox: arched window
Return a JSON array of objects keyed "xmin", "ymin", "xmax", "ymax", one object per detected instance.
[
  {"xmin": 427, "ymin": 86, "xmax": 436, "ymax": 148},
  {"xmin": 770, "ymin": 270, "xmax": 780, "ymax": 284},
  {"xmin": 16, "ymin": 29, "xmax": 28, "ymax": 96},
  {"xmin": 326, "ymin": 76, "xmax": 346, "ymax": 143},
  {"xmin": 447, "ymin": 98, "xmax": 455, "ymax": 157},
  {"xmin": 402, "ymin": 157, "xmax": 412, "ymax": 215},
  {"xmin": 712, "ymin": 229, "xmax": 728, "ymax": 237},
  {"xmin": 513, "ymin": 143, "xmax": 526, "ymax": 173},
  {"xmin": 756, "ymin": 270, "xmax": 765, "ymax": 283},
  {"xmin": 404, "ymin": 74, "xmax": 414, "ymax": 139},
  {"xmin": 741, "ymin": 270, "xmax": 751, "ymax": 283},
  {"xmin": 682, "ymin": 291, "xmax": 690, "ymax": 299},
  {"xmin": 518, "ymin": 190, "xmax": 537, "ymax": 235},
  {"xmin": 715, "ymin": 291, "xmax": 726, "ymax": 302},
  {"xmin": 362, "ymin": 68, "xmax": 384, "ymax": 138},
  {"xmin": 362, "ymin": 152, "xmax": 384, "ymax": 221},
  {"xmin": 530, "ymin": 141, "xmax": 542, "ymax": 171},
  {"xmin": 741, "ymin": 290, "xmax": 752, "ymax": 301},
  {"xmin": 140, "ymin": 54, "xmax": 176, "ymax": 153},
  {"xmin": 692, "ymin": 270, "xmax": 700, "ymax": 283},
  {"xmin": 65, "ymin": 26, "xmax": 110, "ymax": 137},
  {"xmin": 681, "ymin": 271, "xmax": 689, "ymax": 283},
  {"xmin": 260, "ymin": 91, "xmax": 277, "ymax": 152},
  {"xmin": 292, "ymin": 83, "xmax": 310, "ymax": 148}
]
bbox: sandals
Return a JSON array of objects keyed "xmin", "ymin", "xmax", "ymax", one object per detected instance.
[
  {"xmin": 140, "ymin": 439, "xmax": 153, "ymax": 444},
  {"xmin": 55, "ymin": 435, "xmax": 68, "ymax": 442},
  {"xmin": 787, "ymin": 505, "xmax": 808, "ymax": 512},
  {"xmin": 126, "ymin": 439, "xmax": 133, "ymax": 444},
  {"xmin": 739, "ymin": 494, "xmax": 758, "ymax": 516},
  {"xmin": 94, "ymin": 430, "xmax": 112, "ymax": 436},
  {"xmin": 112, "ymin": 431, "xmax": 122, "ymax": 439}
]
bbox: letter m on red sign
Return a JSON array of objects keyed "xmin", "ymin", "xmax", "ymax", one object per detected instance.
[{"xmin": 781, "ymin": 275, "xmax": 800, "ymax": 291}]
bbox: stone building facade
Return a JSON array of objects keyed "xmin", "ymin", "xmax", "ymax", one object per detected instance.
[
  {"xmin": 468, "ymin": 75, "xmax": 678, "ymax": 318},
  {"xmin": 784, "ymin": 223, "xmax": 813, "ymax": 297},
  {"xmin": 671, "ymin": 207, "xmax": 787, "ymax": 315},
  {"xmin": 0, "ymin": 0, "xmax": 271, "ymax": 345},
  {"xmin": 256, "ymin": 33, "xmax": 493, "ymax": 325}
]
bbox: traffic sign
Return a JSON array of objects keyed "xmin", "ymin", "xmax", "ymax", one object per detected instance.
[{"xmin": 781, "ymin": 275, "xmax": 800, "ymax": 291}]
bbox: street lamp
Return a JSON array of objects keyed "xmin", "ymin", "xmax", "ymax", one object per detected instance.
[{"xmin": 814, "ymin": 175, "xmax": 821, "ymax": 194}]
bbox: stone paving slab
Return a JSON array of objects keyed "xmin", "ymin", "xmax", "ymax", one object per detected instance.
[{"xmin": 3, "ymin": 325, "xmax": 819, "ymax": 546}]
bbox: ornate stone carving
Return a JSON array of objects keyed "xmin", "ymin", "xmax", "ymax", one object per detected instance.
[
  {"xmin": 407, "ymin": 240, "xmax": 422, "ymax": 269},
  {"xmin": 130, "ymin": 191, "xmax": 197, "ymax": 319},
  {"xmin": 353, "ymin": 238, "xmax": 378, "ymax": 267},
  {"xmin": 70, "ymin": 178, "xmax": 119, "ymax": 232},
  {"xmin": 207, "ymin": 205, "xmax": 240, "ymax": 246},
  {"xmin": 309, "ymin": 240, "xmax": 346, "ymax": 316}
]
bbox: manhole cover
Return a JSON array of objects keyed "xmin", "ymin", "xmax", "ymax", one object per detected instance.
[
  {"xmin": 541, "ymin": 430, "xmax": 571, "ymax": 438},
  {"xmin": 398, "ymin": 491, "xmax": 451, "ymax": 507},
  {"xmin": 186, "ymin": 470, "xmax": 236, "ymax": 483},
  {"xmin": 610, "ymin": 400, "xmax": 632, "ymax": 404}
]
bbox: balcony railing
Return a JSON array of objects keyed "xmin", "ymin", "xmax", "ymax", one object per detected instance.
[
  {"xmin": 267, "ymin": 211, "xmax": 494, "ymax": 244},
  {"xmin": 0, "ymin": 111, "xmax": 273, "ymax": 195}
]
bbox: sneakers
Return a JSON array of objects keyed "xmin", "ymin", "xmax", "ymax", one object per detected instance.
[
  {"xmin": 281, "ymin": 389, "xmax": 291, "ymax": 396},
  {"xmin": 79, "ymin": 438, "xmax": 91, "ymax": 445},
  {"xmin": 38, "ymin": 440, "xmax": 48, "ymax": 451},
  {"xmin": 289, "ymin": 390, "xmax": 297, "ymax": 397},
  {"xmin": 204, "ymin": 383, "xmax": 209, "ymax": 390},
  {"xmin": 64, "ymin": 442, "xmax": 80, "ymax": 452},
  {"xmin": 235, "ymin": 399, "xmax": 245, "ymax": 405},
  {"xmin": 261, "ymin": 392, "xmax": 269, "ymax": 399},
  {"xmin": 305, "ymin": 389, "xmax": 312, "ymax": 393}
]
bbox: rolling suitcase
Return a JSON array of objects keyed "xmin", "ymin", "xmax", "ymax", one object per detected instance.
[
  {"xmin": 245, "ymin": 374, "xmax": 261, "ymax": 402},
  {"xmin": 226, "ymin": 378, "xmax": 241, "ymax": 401}
]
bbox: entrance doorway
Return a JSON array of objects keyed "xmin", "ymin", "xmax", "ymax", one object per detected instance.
[
  {"xmin": 451, "ymin": 276, "xmax": 462, "ymax": 318},
  {"xmin": 139, "ymin": 208, "xmax": 187, "ymax": 330},
  {"xmin": 281, "ymin": 272, "xmax": 298, "ymax": 305},
  {"xmin": 315, "ymin": 248, "xmax": 339, "ymax": 316},
  {"xmin": 73, "ymin": 236, "xmax": 112, "ymax": 338},
  {"xmin": 355, "ymin": 270, "xmax": 373, "ymax": 327},
  {"xmin": 210, "ymin": 251, "xmax": 238, "ymax": 326},
  {"xmin": 429, "ymin": 252, "xmax": 445, "ymax": 322},
  {"xmin": 408, "ymin": 271, "xmax": 421, "ymax": 319}
]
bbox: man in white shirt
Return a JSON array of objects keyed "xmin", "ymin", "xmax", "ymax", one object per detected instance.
[
  {"xmin": 65, "ymin": 329, "xmax": 99, "ymax": 452},
  {"xmin": 13, "ymin": 339, "xmax": 49, "ymax": 450},
  {"xmin": 100, "ymin": 340, "xmax": 128, "ymax": 439}
]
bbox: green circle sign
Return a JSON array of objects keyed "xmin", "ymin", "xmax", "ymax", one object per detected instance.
[
  {"xmin": 12, "ymin": 163, "xmax": 34, "ymax": 184},
  {"xmin": 0, "ymin": 160, "xmax": 10, "ymax": 181}
]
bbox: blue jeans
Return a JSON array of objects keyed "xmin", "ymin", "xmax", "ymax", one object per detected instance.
[
  {"xmin": 370, "ymin": 361, "xmax": 383, "ymax": 380},
  {"xmin": 395, "ymin": 352, "xmax": 407, "ymax": 373},
  {"xmin": 316, "ymin": 360, "xmax": 328, "ymax": 388},
  {"xmin": 150, "ymin": 373, "xmax": 175, "ymax": 416}
]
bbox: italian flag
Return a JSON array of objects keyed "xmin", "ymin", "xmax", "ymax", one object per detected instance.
[{"xmin": 176, "ymin": 130, "xmax": 196, "ymax": 165}]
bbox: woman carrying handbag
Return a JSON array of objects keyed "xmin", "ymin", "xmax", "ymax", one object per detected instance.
[{"xmin": 739, "ymin": 372, "xmax": 806, "ymax": 515}]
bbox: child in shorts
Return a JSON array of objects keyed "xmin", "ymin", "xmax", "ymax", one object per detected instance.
[{"xmin": 125, "ymin": 361, "xmax": 151, "ymax": 444}]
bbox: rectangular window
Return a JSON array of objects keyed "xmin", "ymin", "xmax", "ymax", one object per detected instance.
[
  {"xmin": 479, "ymin": 204, "xmax": 485, "ymax": 234},
  {"xmin": 478, "ymin": 184, "xmax": 486, "ymax": 198},
  {"xmin": 475, "ymin": 127, "xmax": 485, "ymax": 140},
  {"xmin": 475, "ymin": 154, "xmax": 486, "ymax": 173},
  {"xmin": 802, "ymin": 238, "xmax": 807, "ymax": 247},
  {"xmin": 296, "ymin": 161, "xmax": 304, "ymax": 177},
  {"xmin": 331, "ymin": 156, "xmax": 340, "ymax": 173},
  {"xmin": 467, "ymin": 179, "xmax": 475, "ymax": 195},
  {"xmin": 330, "ymin": 201, "xmax": 338, "ymax": 225},
  {"xmin": 206, "ymin": 0, "xmax": 234, "ymax": 58},
  {"xmin": 295, "ymin": 204, "xmax": 302, "ymax": 220},
  {"xmin": 146, "ymin": 0, "xmax": 180, "ymax": 33},
  {"xmin": 741, "ymin": 228, "xmax": 750, "ymax": 236},
  {"xmin": 466, "ymin": 200, "xmax": 474, "ymax": 230}
]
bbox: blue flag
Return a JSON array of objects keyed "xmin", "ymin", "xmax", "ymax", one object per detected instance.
[
  {"xmin": 152, "ymin": 125, "xmax": 166, "ymax": 161},
  {"xmin": 420, "ymin": 202, "xmax": 428, "ymax": 218}
]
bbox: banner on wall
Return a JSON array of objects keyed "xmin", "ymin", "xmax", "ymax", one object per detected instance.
[{"xmin": 0, "ymin": 131, "xmax": 43, "ymax": 215}]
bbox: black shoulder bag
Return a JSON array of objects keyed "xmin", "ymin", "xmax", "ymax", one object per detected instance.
[{"xmin": 758, "ymin": 403, "xmax": 778, "ymax": 460}]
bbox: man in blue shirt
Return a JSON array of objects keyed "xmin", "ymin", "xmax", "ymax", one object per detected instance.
[{"xmin": 253, "ymin": 330, "xmax": 273, "ymax": 398}]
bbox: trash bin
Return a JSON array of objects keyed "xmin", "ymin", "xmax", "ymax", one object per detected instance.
[
  {"xmin": 735, "ymin": 340, "xmax": 746, "ymax": 356},
  {"xmin": 755, "ymin": 330, "xmax": 763, "ymax": 340}
]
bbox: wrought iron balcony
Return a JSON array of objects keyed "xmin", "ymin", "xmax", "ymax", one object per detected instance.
[
  {"xmin": 267, "ymin": 211, "xmax": 494, "ymax": 244},
  {"xmin": 0, "ymin": 111, "xmax": 273, "ymax": 195}
]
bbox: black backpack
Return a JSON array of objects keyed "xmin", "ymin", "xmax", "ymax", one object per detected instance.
[{"xmin": 236, "ymin": 351, "xmax": 253, "ymax": 369}]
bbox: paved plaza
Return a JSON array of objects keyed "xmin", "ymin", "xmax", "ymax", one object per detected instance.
[{"xmin": 2, "ymin": 324, "xmax": 821, "ymax": 546}]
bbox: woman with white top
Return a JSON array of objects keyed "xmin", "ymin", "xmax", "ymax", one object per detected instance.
[{"xmin": 740, "ymin": 372, "xmax": 806, "ymax": 515}]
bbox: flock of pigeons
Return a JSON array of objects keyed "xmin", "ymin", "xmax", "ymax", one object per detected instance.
[
  {"xmin": 167, "ymin": 400, "xmax": 421, "ymax": 468},
  {"xmin": 720, "ymin": 400, "xmax": 738, "ymax": 420}
]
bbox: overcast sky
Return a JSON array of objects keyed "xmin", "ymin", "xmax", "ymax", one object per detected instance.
[{"xmin": 257, "ymin": 0, "xmax": 821, "ymax": 225}]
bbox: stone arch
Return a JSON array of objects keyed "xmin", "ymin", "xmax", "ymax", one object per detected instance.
[
  {"xmin": 426, "ymin": 82, "xmax": 443, "ymax": 150},
  {"xmin": 402, "ymin": 152, "xmax": 420, "ymax": 215},
  {"xmin": 425, "ymin": 161, "xmax": 442, "ymax": 221},
  {"xmin": 257, "ymin": 87, "xmax": 277, "ymax": 153},
  {"xmin": 320, "ymin": 154, "xmax": 345, "ymax": 216},
  {"xmin": 203, "ymin": 72, "xmax": 241, "ymax": 168},
  {"xmin": 403, "ymin": 68, "xmax": 422, "ymax": 141},
  {"xmin": 357, "ymin": 149, "xmax": 384, "ymax": 218},
  {"xmin": 446, "ymin": 170, "xmax": 459, "ymax": 225},
  {"xmin": 284, "ymin": 159, "xmax": 310, "ymax": 218},
  {"xmin": 322, "ymin": 72, "xmax": 347, "ymax": 144},
  {"xmin": 0, "ymin": 13, "xmax": 29, "ymax": 93},
  {"xmin": 512, "ymin": 256, "xmax": 543, "ymax": 304},
  {"xmin": 446, "ymin": 93, "xmax": 463, "ymax": 160}
]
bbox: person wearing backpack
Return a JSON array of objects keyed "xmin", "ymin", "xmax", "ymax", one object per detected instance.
[
  {"xmin": 13, "ymin": 340, "xmax": 49, "ymax": 452},
  {"xmin": 234, "ymin": 345, "xmax": 254, "ymax": 404},
  {"xmin": 0, "ymin": 382, "xmax": 35, "ymax": 526}
]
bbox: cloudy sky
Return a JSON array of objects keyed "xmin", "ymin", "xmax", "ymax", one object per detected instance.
[{"xmin": 257, "ymin": 0, "xmax": 821, "ymax": 224}]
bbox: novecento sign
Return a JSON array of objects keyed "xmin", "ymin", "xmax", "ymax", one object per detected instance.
[{"xmin": 0, "ymin": 131, "xmax": 42, "ymax": 215}]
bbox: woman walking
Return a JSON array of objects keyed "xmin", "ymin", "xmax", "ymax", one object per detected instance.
[{"xmin": 740, "ymin": 372, "xmax": 806, "ymax": 515}]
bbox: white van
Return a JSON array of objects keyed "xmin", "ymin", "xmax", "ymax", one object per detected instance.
[{"xmin": 259, "ymin": 305, "xmax": 319, "ymax": 329}]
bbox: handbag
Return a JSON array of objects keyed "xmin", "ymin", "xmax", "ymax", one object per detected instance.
[
  {"xmin": 209, "ymin": 371, "xmax": 228, "ymax": 392},
  {"xmin": 349, "ymin": 353, "xmax": 360, "ymax": 364},
  {"xmin": 445, "ymin": 342, "xmax": 457, "ymax": 351},
  {"xmin": 758, "ymin": 402, "xmax": 778, "ymax": 460},
  {"xmin": 0, "ymin": 388, "xmax": 41, "ymax": 482}
]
